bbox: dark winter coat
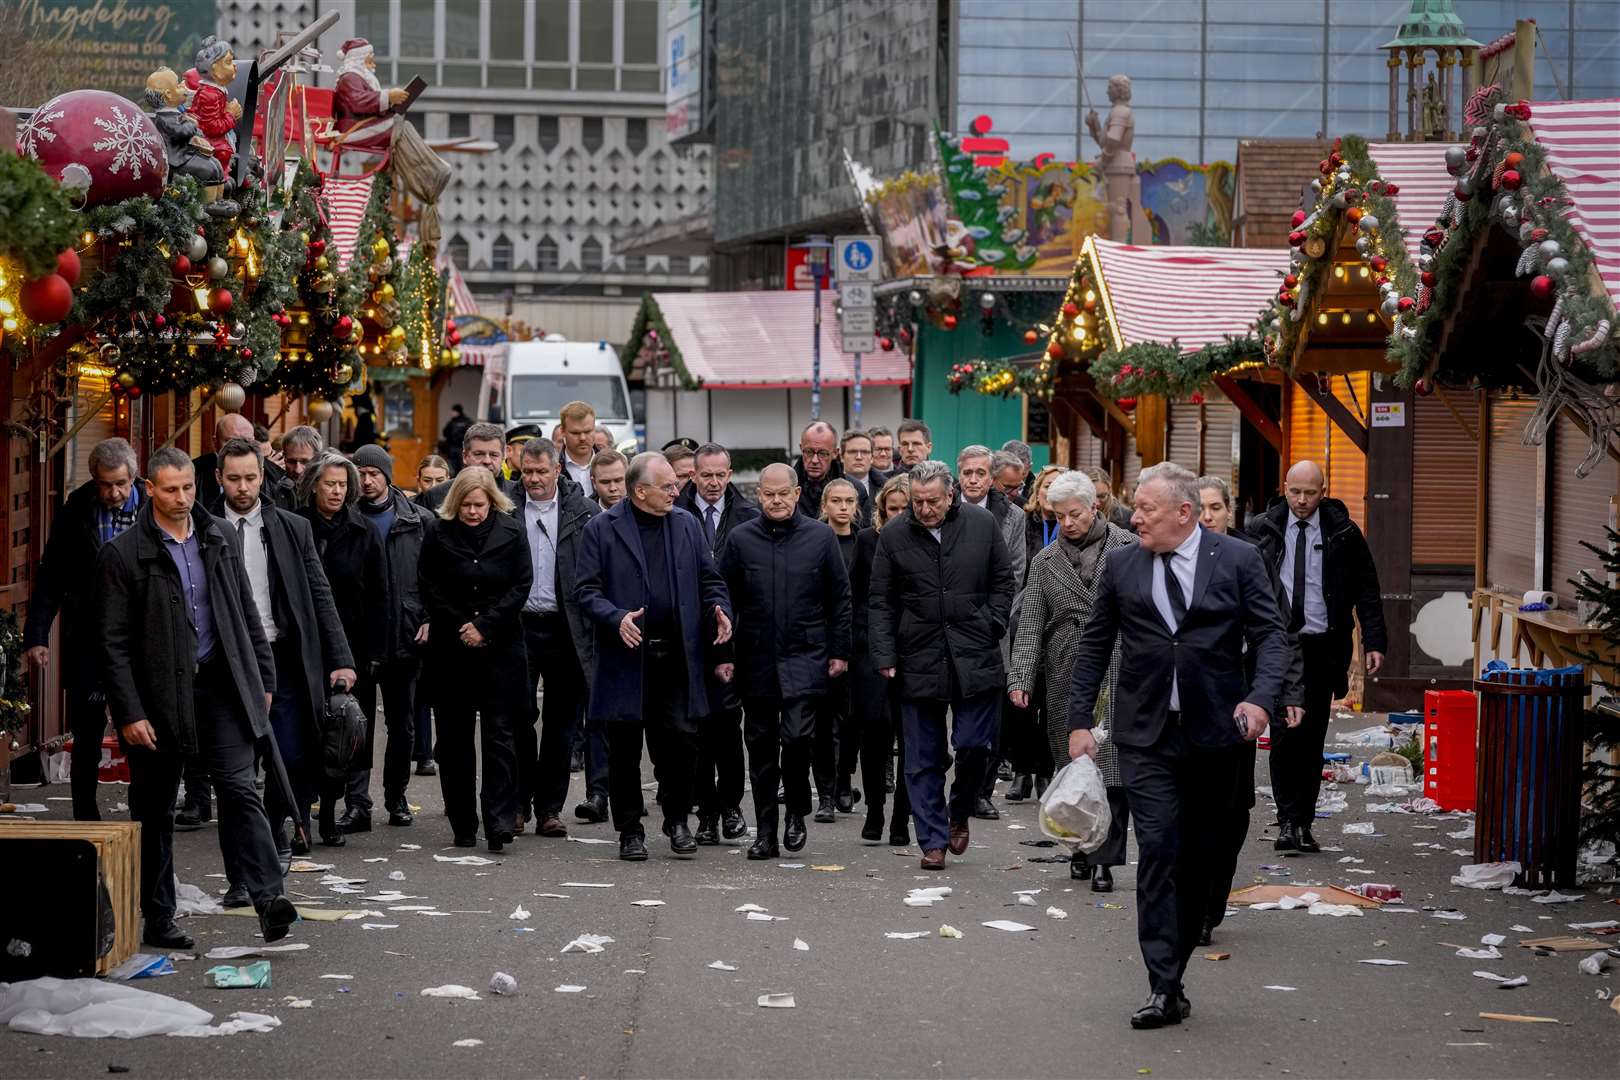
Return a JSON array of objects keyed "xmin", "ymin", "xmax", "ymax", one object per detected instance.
[
  {"xmin": 300, "ymin": 504, "xmax": 388, "ymax": 672},
  {"xmin": 96, "ymin": 503, "xmax": 275, "ymax": 755},
  {"xmin": 418, "ymin": 513, "xmax": 533, "ymax": 709},
  {"xmin": 793, "ymin": 456, "xmax": 871, "ymax": 529},
  {"xmin": 967, "ymin": 487, "xmax": 1027, "ymax": 585},
  {"xmin": 574, "ymin": 500, "xmax": 732, "ymax": 723},
  {"xmin": 26, "ymin": 480, "xmax": 143, "ymax": 690},
  {"xmin": 361, "ymin": 488, "xmax": 435, "ymax": 665},
  {"xmin": 1024, "ymin": 510, "xmax": 1061, "ymax": 587},
  {"xmin": 676, "ymin": 480, "xmax": 761, "ymax": 554},
  {"xmin": 1246, "ymin": 496, "xmax": 1388, "ymax": 697},
  {"xmin": 516, "ymin": 484, "xmax": 600, "ymax": 674},
  {"xmin": 716, "ymin": 511, "xmax": 852, "ymax": 700},
  {"xmin": 868, "ymin": 498, "xmax": 1017, "ymax": 701},
  {"xmin": 1227, "ymin": 529, "xmax": 1306, "ymax": 716}
]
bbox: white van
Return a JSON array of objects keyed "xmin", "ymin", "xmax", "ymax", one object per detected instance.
[{"xmin": 488, "ymin": 334, "xmax": 637, "ymax": 451}]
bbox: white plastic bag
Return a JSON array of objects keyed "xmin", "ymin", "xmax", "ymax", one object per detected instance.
[
  {"xmin": 1038, "ymin": 756, "xmax": 1111, "ymax": 853},
  {"xmin": 1450, "ymin": 861, "xmax": 1521, "ymax": 890}
]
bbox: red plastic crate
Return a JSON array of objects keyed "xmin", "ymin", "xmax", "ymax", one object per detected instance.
[{"xmin": 1424, "ymin": 689, "xmax": 1477, "ymax": 811}]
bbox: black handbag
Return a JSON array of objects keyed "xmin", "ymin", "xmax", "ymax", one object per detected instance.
[{"xmin": 320, "ymin": 684, "xmax": 367, "ymax": 781}]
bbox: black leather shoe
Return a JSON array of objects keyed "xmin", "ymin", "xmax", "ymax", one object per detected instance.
[
  {"xmin": 1071, "ymin": 852, "xmax": 1090, "ymax": 880},
  {"xmin": 747, "ymin": 834, "xmax": 779, "ymax": 860},
  {"xmin": 259, "ymin": 895, "xmax": 298, "ymax": 943},
  {"xmin": 813, "ymin": 798, "xmax": 836, "ymax": 824},
  {"xmin": 888, "ymin": 822, "xmax": 910, "ymax": 847},
  {"xmin": 143, "ymin": 919, "xmax": 194, "ymax": 951},
  {"xmin": 721, "ymin": 808, "xmax": 748, "ymax": 840},
  {"xmin": 973, "ymin": 796, "xmax": 1000, "ymax": 821},
  {"xmin": 783, "ymin": 814, "xmax": 807, "ymax": 852},
  {"xmin": 835, "ymin": 786, "xmax": 858, "ymax": 814},
  {"xmin": 319, "ymin": 829, "xmax": 346, "ymax": 848},
  {"xmin": 1198, "ymin": 921, "xmax": 1214, "ymax": 947},
  {"xmin": 574, "ymin": 794, "xmax": 608, "ymax": 823},
  {"xmin": 619, "ymin": 831, "xmax": 648, "ymax": 861},
  {"xmin": 860, "ymin": 811, "xmax": 884, "ymax": 842},
  {"xmin": 453, "ymin": 834, "xmax": 477, "ymax": 848},
  {"xmin": 173, "ymin": 805, "xmax": 210, "ymax": 831},
  {"xmin": 1092, "ymin": 865, "xmax": 1114, "ymax": 893},
  {"xmin": 337, "ymin": 808, "xmax": 371, "ymax": 834},
  {"xmin": 1177, "ymin": 993, "xmax": 1193, "ymax": 1020},
  {"xmin": 1296, "ymin": 826, "xmax": 1321, "ymax": 853},
  {"xmin": 1273, "ymin": 822, "xmax": 1298, "ymax": 851},
  {"xmin": 388, "ymin": 802, "xmax": 413, "ymax": 827},
  {"xmin": 1006, "ymin": 774, "xmax": 1034, "ymax": 802},
  {"xmin": 666, "ymin": 821, "xmax": 698, "ymax": 855},
  {"xmin": 694, "ymin": 816, "xmax": 720, "ymax": 845},
  {"xmin": 1130, "ymin": 993, "xmax": 1183, "ymax": 1030},
  {"xmin": 997, "ymin": 760, "xmax": 1015, "ymax": 781},
  {"xmin": 414, "ymin": 760, "xmax": 437, "ymax": 777},
  {"xmin": 222, "ymin": 885, "xmax": 251, "ymax": 909}
]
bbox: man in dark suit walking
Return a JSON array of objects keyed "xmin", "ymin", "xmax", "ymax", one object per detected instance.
[{"xmin": 1068, "ymin": 461, "xmax": 1288, "ymax": 1029}]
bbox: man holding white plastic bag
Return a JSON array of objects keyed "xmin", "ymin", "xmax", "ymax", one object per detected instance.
[{"xmin": 1066, "ymin": 463, "xmax": 1288, "ymax": 1030}]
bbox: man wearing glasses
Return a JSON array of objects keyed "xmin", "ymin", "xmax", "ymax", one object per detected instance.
[
  {"xmin": 574, "ymin": 452, "xmax": 734, "ymax": 862},
  {"xmin": 793, "ymin": 420, "xmax": 870, "ymax": 526}
]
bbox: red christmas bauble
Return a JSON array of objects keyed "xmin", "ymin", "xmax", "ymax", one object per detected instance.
[
  {"xmin": 1318, "ymin": 159, "xmax": 1332, "ymax": 175},
  {"xmin": 309, "ymin": 239, "xmax": 326, "ymax": 255},
  {"xmin": 1082, "ymin": 296, "xmax": 1096, "ymax": 312},
  {"xmin": 447, "ymin": 329, "xmax": 461, "ymax": 345},
  {"xmin": 1528, "ymin": 274, "xmax": 1554, "ymax": 300},
  {"xmin": 1383, "ymin": 183, "xmax": 1399, "ymax": 196},
  {"xmin": 55, "ymin": 248, "xmax": 81, "ymax": 286},
  {"xmin": 942, "ymin": 314, "xmax": 958, "ymax": 330},
  {"xmin": 335, "ymin": 314, "xmax": 354, "ymax": 334},
  {"xmin": 1503, "ymin": 151, "xmax": 1524, "ymax": 170},
  {"xmin": 1288, "ymin": 231, "xmax": 1305, "ymax": 247},
  {"xmin": 1046, "ymin": 342, "xmax": 1064, "ymax": 360},
  {"xmin": 880, "ymin": 336, "xmax": 895, "ymax": 352},
  {"xmin": 154, "ymin": 314, "xmax": 166, "ymax": 328},
  {"xmin": 1190, "ymin": 391, "xmax": 1206, "ymax": 406},
  {"xmin": 1500, "ymin": 169, "xmax": 1523, "ymax": 191},
  {"xmin": 1396, "ymin": 296, "xmax": 1415, "ymax": 313},
  {"xmin": 1423, "ymin": 227, "xmax": 1446, "ymax": 248},
  {"xmin": 210, "ymin": 287, "xmax": 234, "ymax": 313},
  {"xmin": 1023, "ymin": 329, "xmax": 1038, "ymax": 345},
  {"xmin": 1346, "ymin": 207, "xmax": 1364, "ymax": 224},
  {"xmin": 17, "ymin": 89, "xmax": 167, "ymax": 206},
  {"xmin": 1118, "ymin": 396, "xmax": 1137, "ymax": 411},
  {"xmin": 240, "ymin": 347, "xmax": 253, "ymax": 360},
  {"xmin": 1529, "ymin": 227, "xmax": 1548, "ymax": 242},
  {"xmin": 1290, "ymin": 210, "xmax": 1306, "ymax": 228},
  {"xmin": 1420, "ymin": 271, "xmax": 1436, "ymax": 288},
  {"xmin": 1414, "ymin": 377, "xmax": 1434, "ymax": 397},
  {"xmin": 127, "ymin": 385, "xmax": 142, "ymax": 398},
  {"xmin": 19, "ymin": 273, "xmax": 73, "ymax": 324},
  {"xmin": 1061, "ymin": 301, "xmax": 1080, "ymax": 319},
  {"xmin": 171, "ymin": 254, "xmax": 192, "ymax": 275},
  {"xmin": 1278, "ymin": 292, "xmax": 1296, "ymax": 309},
  {"xmin": 1369, "ymin": 255, "xmax": 1388, "ymax": 273},
  {"xmin": 1283, "ymin": 273, "xmax": 1299, "ymax": 289}
]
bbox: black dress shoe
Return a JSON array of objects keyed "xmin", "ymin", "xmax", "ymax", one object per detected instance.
[
  {"xmin": 1035, "ymin": 775, "xmax": 1051, "ymax": 799},
  {"xmin": 747, "ymin": 835, "xmax": 779, "ymax": 860},
  {"xmin": 389, "ymin": 803, "xmax": 414, "ymax": 827},
  {"xmin": 694, "ymin": 816, "xmax": 720, "ymax": 845},
  {"xmin": 1130, "ymin": 993, "xmax": 1183, "ymax": 1030},
  {"xmin": 1296, "ymin": 826, "xmax": 1321, "ymax": 853},
  {"xmin": 888, "ymin": 822, "xmax": 910, "ymax": 847},
  {"xmin": 997, "ymin": 760, "xmax": 1015, "ymax": 781},
  {"xmin": 973, "ymin": 796, "xmax": 1000, "ymax": 821},
  {"xmin": 290, "ymin": 833, "xmax": 311, "ymax": 856},
  {"xmin": 619, "ymin": 831, "xmax": 648, "ymax": 861},
  {"xmin": 487, "ymin": 835, "xmax": 509, "ymax": 853},
  {"xmin": 721, "ymin": 808, "xmax": 748, "ymax": 840},
  {"xmin": 574, "ymin": 794, "xmax": 608, "ymax": 823},
  {"xmin": 813, "ymin": 798, "xmax": 836, "ymax": 824},
  {"xmin": 222, "ymin": 885, "xmax": 251, "ymax": 909},
  {"xmin": 834, "ymin": 786, "xmax": 857, "ymax": 814},
  {"xmin": 173, "ymin": 805, "xmax": 210, "ymax": 831},
  {"xmin": 414, "ymin": 760, "xmax": 437, "ymax": 777},
  {"xmin": 1092, "ymin": 865, "xmax": 1114, "ymax": 893},
  {"xmin": 783, "ymin": 814, "xmax": 807, "ymax": 852},
  {"xmin": 1006, "ymin": 774, "xmax": 1034, "ymax": 802},
  {"xmin": 453, "ymin": 834, "xmax": 478, "ymax": 848},
  {"xmin": 259, "ymin": 895, "xmax": 298, "ymax": 944},
  {"xmin": 337, "ymin": 808, "xmax": 372, "ymax": 834},
  {"xmin": 320, "ymin": 830, "xmax": 346, "ymax": 848},
  {"xmin": 1177, "ymin": 993, "xmax": 1193, "ymax": 1020},
  {"xmin": 143, "ymin": 919, "xmax": 194, "ymax": 951},
  {"xmin": 860, "ymin": 811, "xmax": 884, "ymax": 842},
  {"xmin": 1273, "ymin": 822, "xmax": 1298, "ymax": 851},
  {"xmin": 1070, "ymin": 851, "xmax": 1090, "ymax": 880},
  {"xmin": 1198, "ymin": 921, "xmax": 1214, "ymax": 946},
  {"xmin": 666, "ymin": 820, "xmax": 698, "ymax": 855}
]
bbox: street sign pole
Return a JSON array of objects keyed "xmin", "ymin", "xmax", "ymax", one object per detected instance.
[
  {"xmin": 853, "ymin": 352, "xmax": 862, "ymax": 426},
  {"xmin": 811, "ymin": 271, "xmax": 822, "ymax": 421},
  {"xmin": 833, "ymin": 234, "xmax": 881, "ymax": 428}
]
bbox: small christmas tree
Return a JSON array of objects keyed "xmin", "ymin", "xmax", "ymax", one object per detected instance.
[{"xmin": 1573, "ymin": 529, "xmax": 1620, "ymax": 850}]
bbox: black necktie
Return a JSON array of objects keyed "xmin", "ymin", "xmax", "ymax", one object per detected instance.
[
  {"xmin": 1290, "ymin": 520, "xmax": 1309, "ymax": 632},
  {"xmin": 704, "ymin": 504, "xmax": 718, "ymax": 548},
  {"xmin": 1160, "ymin": 551, "xmax": 1187, "ymax": 627},
  {"xmin": 235, "ymin": 517, "xmax": 247, "ymax": 543}
]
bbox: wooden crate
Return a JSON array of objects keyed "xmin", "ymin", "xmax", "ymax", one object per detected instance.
[{"xmin": 0, "ymin": 820, "xmax": 141, "ymax": 975}]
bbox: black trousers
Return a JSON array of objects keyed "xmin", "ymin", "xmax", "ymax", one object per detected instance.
[
  {"xmin": 1118, "ymin": 718, "xmax": 1241, "ymax": 997},
  {"xmin": 352, "ymin": 659, "xmax": 419, "ymax": 812},
  {"xmin": 855, "ymin": 665, "xmax": 910, "ymax": 829},
  {"xmin": 744, "ymin": 694, "xmax": 818, "ymax": 835},
  {"xmin": 693, "ymin": 693, "xmax": 745, "ymax": 818},
  {"xmin": 435, "ymin": 687, "xmax": 520, "ymax": 842},
  {"xmin": 812, "ymin": 675, "xmax": 859, "ymax": 800},
  {"xmin": 1073, "ymin": 786, "xmax": 1132, "ymax": 868},
  {"xmin": 606, "ymin": 643, "xmax": 694, "ymax": 836},
  {"xmin": 519, "ymin": 611, "xmax": 585, "ymax": 818},
  {"xmin": 980, "ymin": 695, "xmax": 1049, "ymax": 798},
  {"xmin": 1208, "ymin": 741, "xmax": 1259, "ymax": 928},
  {"xmin": 1268, "ymin": 632, "xmax": 1337, "ymax": 827},
  {"xmin": 126, "ymin": 660, "xmax": 283, "ymax": 922},
  {"xmin": 67, "ymin": 685, "xmax": 108, "ymax": 821}
]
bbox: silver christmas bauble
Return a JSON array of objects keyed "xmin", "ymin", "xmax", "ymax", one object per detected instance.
[
  {"xmin": 1357, "ymin": 214, "xmax": 1379, "ymax": 233},
  {"xmin": 1310, "ymin": 179, "xmax": 1322, "ymax": 193},
  {"xmin": 1538, "ymin": 239, "xmax": 1562, "ymax": 261},
  {"xmin": 1444, "ymin": 146, "xmax": 1467, "ymax": 174},
  {"xmin": 1455, "ymin": 175, "xmax": 1474, "ymax": 198},
  {"xmin": 1546, "ymin": 256, "xmax": 1571, "ymax": 278},
  {"xmin": 186, "ymin": 234, "xmax": 208, "ymax": 261},
  {"xmin": 1519, "ymin": 221, "xmax": 1535, "ymax": 242},
  {"xmin": 1417, "ymin": 253, "xmax": 1435, "ymax": 272},
  {"xmin": 208, "ymin": 255, "xmax": 229, "ymax": 280},
  {"xmin": 1381, "ymin": 295, "xmax": 1400, "ymax": 316},
  {"xmin": 1355, "ymin": 236, "xmax": 1372, "ymax": 256}
]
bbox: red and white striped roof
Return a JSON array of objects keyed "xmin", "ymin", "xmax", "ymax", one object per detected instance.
[
  {"xmin": 1367, "ymin": 141, "xmax": 1462, "ymax": 261},
  {"xmin": 1084, "ymin": 237, "xmax": 1287, "ymax": 351},
  {"xmin": 321, "ymin": 174, "xmax": 375, "ymax": 272},
  {"xmin": 647, "ymin": 291, "xmax": 911, "ymax": 390},
  {"xmin": 438, "ymin": 252, "xmax": 479, "ymax": 317},
  {"xmin": 1526, "ymin": 98, "xmax": 1620, "ymax": 303}
]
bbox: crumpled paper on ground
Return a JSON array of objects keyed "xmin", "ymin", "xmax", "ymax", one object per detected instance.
[
  {"xmin": 1451, "ymin": 862, "xmax": 1521, "ymax": 890},
  {"xmin": 174, "ymin": 881, "xmax": 223, "ymax": 917},
  {"xmin": 560, "ymin": 934, "xmax": 614, "ymax": 955},
  {"xmin": 420, "ymin": 985, "xmax": 482, "ymax": 1000}
]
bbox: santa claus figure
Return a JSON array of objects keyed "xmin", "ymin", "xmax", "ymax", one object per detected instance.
[
  {"xmin": 189, "ymin": 36, "xmax": 242, "ymax": 173},
  {"xmin": 334, "ymin": 38, "xmax": 410, "ymax": 158}
]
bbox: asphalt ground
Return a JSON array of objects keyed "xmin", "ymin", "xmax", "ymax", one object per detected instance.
[{"xmin": 4, "ymin": 709, "xmax": 1618, "ymax": 1079}]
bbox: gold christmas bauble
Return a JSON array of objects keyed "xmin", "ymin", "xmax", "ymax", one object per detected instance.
[
  {"xmin": 116, "ymin": 371, "xmax": 136, "ymax": 389},
  {"xmin": 379, "ymin": 282, "xmax": 395, "ymax": 301},
  {"xmin": 388, "ymin": 324, "xmax": 406, "ymax": 342},
  {"xmin": 334, "ymin": 364, "xmax": 353, "ymax": 383},
  {"xmin": 313, "ymin": 255, "xmax": 329, "ymax": 271},
  {"xmin": 371, "ymin": 236, "xmax": 391, "ymax": 260},
  {"xmin": 305, "ymin": 397, "xmax": 334, "ymax": 424}
]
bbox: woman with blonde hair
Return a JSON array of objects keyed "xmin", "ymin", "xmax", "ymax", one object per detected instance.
[
  {"xmin": 1022, "ymin": 464, "xmax": 1066, "ymax": 571},
  {"xmin": 817, "ymin": 476, "xmax": 862, "ymax": 813},
  {"xmin": 849, "ymin": 473, "xmax": 912, "ymax": 844},
  {"xmin": 819, "ymin": 477, "xmax": 861, "ymax": 567},
  {"xmin": 417, "ymin": 466, "xmax": 530, "ymax": 851}
]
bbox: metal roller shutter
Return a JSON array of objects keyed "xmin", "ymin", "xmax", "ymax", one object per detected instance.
[
  {"xmin": 1410, "ymin": 390, "xmax": 1479, "ymax": 570},
  {"xmin": 1485, "ymin": 394, "xmax": 1538, "ymax": 594},
  {"xmin": 1548, "ymin": 410, "xmax": 1618, "ymax": 607},
  {"xmin": 1201, "ymin": 394, "xmax": 1238, "ymax": 486},
  {"xmin": 1288, "ymin": 375, "xmax": 1368, "ymax": 531},
  {"xmin": 1121, "ymin": 431, "xmax": 1141, "ymax": 490},
  {"xmin": 1166, "ymin": 399, "xmax": 1201, "ymax": 473}
]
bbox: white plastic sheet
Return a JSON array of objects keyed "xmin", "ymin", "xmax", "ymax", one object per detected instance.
[
  {"xmin": 0, "ymin": 978, "xmax": 281, "ymax": 1039},
  {"xmin": 1038, "ymin": 757, "xmax": 1111, "ymax": 853},
  {"xmin": 1451, "ymin": 862, "xmax": 1521, "ymax": 890}
]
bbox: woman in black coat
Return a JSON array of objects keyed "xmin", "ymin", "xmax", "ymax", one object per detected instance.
[
  {"xmin": 299, "ymin": 452, "xmax": 387, "ymax": 845},
  {"xmin": 849, "ymin": 475, "xmax": 912, "ymax": 846},
  {"xmin": 1022, "ymin": 464, "xmax": 1065, "ymax": 576},
  {"xmin": 816, "ymin": 478, "xmax": 861, "ymax": 816},
  {"xmin": 417, "ymin": 466, "xmax": 532, "ymax": 851}
]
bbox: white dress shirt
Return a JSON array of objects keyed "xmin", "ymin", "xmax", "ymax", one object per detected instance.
[
  {"xmin": 1151, "ymin": 525, "xmax": 1202, "ymax": 711},
  {"xmin": 523, "ymin": 494, "xmax": 559, "ymax": 613},
  {"xmin": 1279, "ymin": 509, "xmax": 1328, "ymax": 634},
  {"xmin": 564, "ymin": 455, "xmax": 594, "ymax": 494},
  {"xmin": 965, "ymin": 493, "xmax": 988, "ymax": 510},
  {"xmin": 225, "ymin": 502, "xmax": 278, "ymax": 642}
]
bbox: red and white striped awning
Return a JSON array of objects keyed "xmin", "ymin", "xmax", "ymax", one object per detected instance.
[
  {"xmin": 321, "ymin": 174, "xmax": 375, "ymax": 271},
  {"xmin": 456, "ymin": 342, "xmax": 506, "ymax": 370},
  {"xmin": 1526, "ymin": 98, "xmax": 1620, "ymax": 303},
  {"xmin": 438, "ymin": 252, "xmax": 478, "ymax": 317},
  {"xmin": 1084, "ymin": 237, "xmax": 1288, "ymax": 351},
  {"xmin": 1367, "ymin": 141, "xmax": 1462, "ymax": 261}
]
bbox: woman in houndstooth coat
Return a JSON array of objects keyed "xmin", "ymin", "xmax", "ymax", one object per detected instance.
[{"xmin": 1007, "ymin": 470, "xmax": 1136, "ymax": 891}]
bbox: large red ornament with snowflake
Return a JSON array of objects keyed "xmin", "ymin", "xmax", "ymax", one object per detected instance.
[{"xmin": 17, "ymin": 89, "xmax": 167, "ymax": 207}]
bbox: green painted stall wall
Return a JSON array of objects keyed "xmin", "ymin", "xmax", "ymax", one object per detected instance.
[{"xmin": 911, "ymin": 321, "xmax": 1049, "ymax": 466}]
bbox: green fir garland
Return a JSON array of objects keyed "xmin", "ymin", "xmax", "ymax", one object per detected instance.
[
  {"xmin": 1088, "ymin": 335, "xmax": 1263, "ymax": 400},
  {"xmin": 0, "ymin": 152, "xmax": 76, "ymax": 280}
]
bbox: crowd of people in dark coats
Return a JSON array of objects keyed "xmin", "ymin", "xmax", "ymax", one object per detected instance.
[{"xmin": 26, "ymin": 401, "xmax": 1384, "ymax": 1030}]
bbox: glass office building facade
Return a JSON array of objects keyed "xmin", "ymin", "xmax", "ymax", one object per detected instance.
[{"xmin": 955, "ymin": 0, "xmax": 1620, "ymax": 165}]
